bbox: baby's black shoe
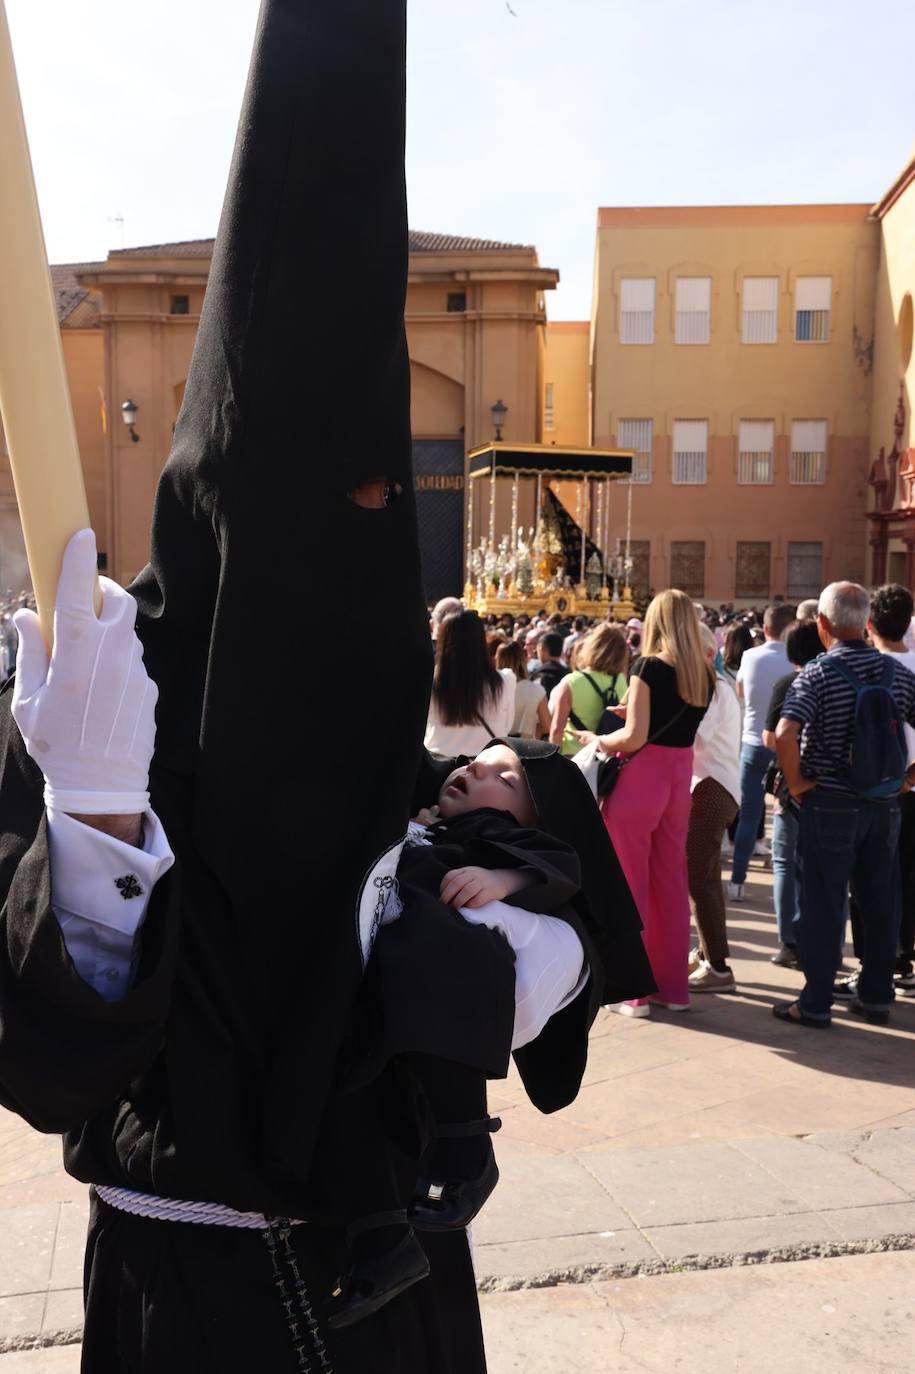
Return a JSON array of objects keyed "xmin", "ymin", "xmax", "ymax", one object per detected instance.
[
  {"xmin": 409, "ymin": 1117, "xmax": 501, "ymax": 1231},
  {"xmin": 327, "ymin": 1211, "xmax": 430, "ymax": 1330}
]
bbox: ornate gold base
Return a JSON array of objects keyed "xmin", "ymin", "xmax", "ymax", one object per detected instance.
[{"xmin": 465, "ymin": 584, "xmax": 637, "ymax": 624}]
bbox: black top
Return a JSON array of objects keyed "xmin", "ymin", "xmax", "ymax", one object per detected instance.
[
  {"xmin": 766, "ymin": 670, "xmax": 797, "ymax": 733},
  {"xmin": 531, "ymin": 660, "xmax": 569, "ymax": 697},
  {"xmin": 631, "ymin": 656, "xmax": 710, "ymax": 748}
]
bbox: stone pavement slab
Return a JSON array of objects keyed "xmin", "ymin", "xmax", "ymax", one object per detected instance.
[
  {"xmin": 0, "ymin": 1352, "xmax": 79, "ymax": 1373},
  {"xmin": 474, "ymin": 1126, "xmax": 915, "ymax": 1282},
  {"xmin": 482, "ymin": 1250, "xmax": 915, "ymax": 1373}
]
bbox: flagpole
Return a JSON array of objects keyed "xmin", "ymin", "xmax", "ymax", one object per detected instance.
[{"xmin": 0, "ymin": 0, "xmax": 97, "ymax": 643}]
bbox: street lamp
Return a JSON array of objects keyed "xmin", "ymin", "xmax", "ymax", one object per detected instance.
[
  {"xmin": 121, "ymin": 399, "xmax": 140, "ymax": 444},
  {"xmin": 491, "ymin": 398, "xmax": 508, "ymax": 443}
]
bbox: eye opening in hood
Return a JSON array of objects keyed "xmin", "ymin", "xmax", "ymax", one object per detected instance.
[{"xmin": 348, "ymin": 477, "xmax": 403, "ymax": 510}]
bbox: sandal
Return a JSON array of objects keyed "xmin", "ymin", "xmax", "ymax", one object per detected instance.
[{"xmin": 771, "ymin": 1000, "xmax": 831, "ymax": 1029}]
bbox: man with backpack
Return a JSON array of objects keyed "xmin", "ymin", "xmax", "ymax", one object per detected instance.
[{"xmin": 774, "ymin": 582, "xmax": 915, "ymax": 1028}]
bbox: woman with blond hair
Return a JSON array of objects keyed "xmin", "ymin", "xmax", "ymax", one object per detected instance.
[
  {"xmin": 576, "ymin": 590, "xmax": 714, "ymax": 1015},
  {"xmin": 550, "ymin": 623, "xmax": 630, "ymax": 756}
]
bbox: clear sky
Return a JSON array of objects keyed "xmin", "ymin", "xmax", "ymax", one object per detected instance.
[{"xmin": 6, "ymin": 0, "xmax": 914, "ymax": 319}]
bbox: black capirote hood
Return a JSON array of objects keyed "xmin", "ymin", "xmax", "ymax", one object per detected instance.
[{"xmin": 128, "ymin": 0, "xmax": 433, "ymax": 1188}]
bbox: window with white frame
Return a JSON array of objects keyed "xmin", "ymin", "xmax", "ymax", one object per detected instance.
[
  {"xmin": 544, "ymin": 383, "xmax": 555, "ymax": 431},
  {"xmin": 675, "ymin": 277, "xmax": 711, "ymax": 344},
  {"xmin": 737, "ymin": 420, "xmax": 775, "ymax": 484},
  {"xmin": 672, "ymin": 419, "xmax": 708, "ymax": 484},
  {"xmin": 618, "ymin": 418, "xmax": 653, "ymax": 483},
  {"xmin": 619, "ymin": 278, "xmax": 655, "ymax": 344},
  {"xmin": 790, "ymin": 420, "xmax": 828, "ymax": 484},
  {"xmin": 742, "ymin": 277, "xmax": 778, "ymax": 344},
  {"xmin": 787, "ymin": 542, "xmax": 823, "ymax": 598},
  {"xmin": 795, "ymin": 277, "xmax": 832, "ymax": 342}
]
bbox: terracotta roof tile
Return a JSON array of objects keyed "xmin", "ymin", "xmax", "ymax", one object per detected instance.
[
  {"xmin": 107, "ymin": 238, "xmax": 216, "ymax": 258},
  {"xmin": 102, "ymin": 231, "xmax": 532, "ymax": 258},
  {"xmin": 48, "ymin": 231, "xmax": 532, "ymax": 324},
  {"xmin": 408, "ymin": 230, "xmax": 533, "ymax": 252},
  {"xmin": 49, "ymin": 261, "xmax": 104, "ymax": 325}
]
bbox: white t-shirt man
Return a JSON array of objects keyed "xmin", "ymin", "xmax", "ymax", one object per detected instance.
[
  {"xmin": 882, "ymin": 647, "xmax": 915, "ymax": 764},
  {"xmin": 737, "ymin": 638, "xmax": 790, "ymax": 748}
]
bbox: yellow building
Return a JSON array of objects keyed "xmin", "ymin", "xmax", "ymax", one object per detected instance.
[
  {"xmin": 542, "ymin": 322, "xmax": 590, "ymax": 449},
  {"xmin": 0, "ymin": 263, "xmax": 106, "ymax": 590},
  {"xmin": 0, "ymin": 232, "xmax": 557, "ymax": 600},
  {"xmin": 586, "ymin": 205, "xmax": 878, "ymax": 603},
  {"xmin": 866, "ymin": 152, "xmax": 915, "ymax": 585}
]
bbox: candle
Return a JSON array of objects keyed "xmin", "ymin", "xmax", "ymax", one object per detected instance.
[{"xmin": 0, "ymin": 0, "xmax": 97, "ymax": 643}]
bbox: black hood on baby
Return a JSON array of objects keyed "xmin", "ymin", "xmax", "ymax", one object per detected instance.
[{"xmin": 489, "ymin": 738, "xmax": 655, "ymax": 1003}]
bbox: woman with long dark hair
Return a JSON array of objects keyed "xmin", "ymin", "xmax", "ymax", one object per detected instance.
[{"xmin": 425, "ymin": 610, "xmax": 515, "ymax": 757}]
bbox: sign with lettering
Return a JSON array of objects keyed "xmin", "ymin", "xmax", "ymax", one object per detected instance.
[{"xmin": 412, "ymin": 440, "xmax": 465, "ymax": 601}]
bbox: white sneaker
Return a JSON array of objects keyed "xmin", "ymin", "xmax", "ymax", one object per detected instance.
[
  {"xmin": 727, "ymin": 882, "xmax": 745, "ymax": 902},
  {"xmin": 721, "ymin": 837, "xmax": 734, "ymax": 857},
  {"xmin": 687, "ymin": 947, "xmax": 706, "ymax": 976},
  {"xmin": 608, "ymin": 1001, "xmax": 650, "ymax": 1018},
  {"xmin": 753, "ymin": 840, "xmax": 771, "ymax": 858},
  {"xmin": 650, "ymin": 999, "xmax": 690, "ymax": 1012}
]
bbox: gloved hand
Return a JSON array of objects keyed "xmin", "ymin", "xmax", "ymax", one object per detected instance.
[{"xmin": 11, "ymin": 529, "xmax": 157, "ymax": 815}]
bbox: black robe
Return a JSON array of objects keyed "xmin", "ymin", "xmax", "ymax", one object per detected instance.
[
  {"xmin": 0, "ymin": 683, "xmax": 491, "ymax": 1373},
  {"xmin": 0, "ymin": 2, "xmax": 497, "ymax": 1367}
]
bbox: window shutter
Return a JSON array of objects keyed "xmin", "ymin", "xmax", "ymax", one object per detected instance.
[
  {"xmin": 790, "ymin": 420, "xmax": 828, "ymax": 484},
  {"xmin": 742, "ymin": 277, "xmax": 778, "ymax": 343},
  {"xmin": 737, "ymin": 420, "xmax": 775, "ymax": 483},
  {"xmin": 618, "ymin": 418, "xmax": 653, "ymax": 483},
  {"xmin": 619, "ymin": 279, "xmax": 655, "ymax": 344},
  {"xmin": 675, "ymin": 277, "xmax": 711, "ymax": 344},
  {"xmin": 672, "ymin": 420, "xmax": 708, "ymax": 484},
  {"xmin": 795, "ymin": 277, "xmax": 831, "ymax": 310},
  {"xmin": 795, "ymin": 277, "xmax": 831, "ymax": 342}
]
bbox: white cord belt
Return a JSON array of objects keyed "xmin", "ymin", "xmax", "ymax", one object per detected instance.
[{"xmin": 94, "ymin": 1184, "xmax": 306, "ymax": 1230}]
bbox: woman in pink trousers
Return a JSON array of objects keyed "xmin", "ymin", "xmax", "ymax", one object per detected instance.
[{"xmin": 577, "ymin": 591, "xmax": 714, "ymax": 1017}]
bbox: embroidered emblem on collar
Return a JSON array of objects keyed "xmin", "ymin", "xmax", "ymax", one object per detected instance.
[{"xmin": 115, "ymin": 874, "xmax": 144, "ymax": 901}]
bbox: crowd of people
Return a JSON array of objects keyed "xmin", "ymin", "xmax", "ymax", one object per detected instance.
[
  {"xmin": 0, "ymin": 590, "xmax": 33, "ymax": 684},
  {"xmin": 425, "ymin": 582, "xmax": 915, "ymax": 1028}
]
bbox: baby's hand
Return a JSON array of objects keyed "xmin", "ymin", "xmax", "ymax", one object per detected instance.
[
  {"xmin": 440, "ymin": 866, "xmax": 523, "ymax": 909},
  {"xmin": 414, "ymin": 806, "xmax": 441, "ymax": 826}
]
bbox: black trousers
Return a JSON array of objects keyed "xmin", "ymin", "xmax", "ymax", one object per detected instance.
[
  {"xmin": 850, "ymin": 789, "xmax": 915, "ymax": 967},
  {"xmin": 82, "ymin": 1195, "xmax": 487, "ymax": 1374}
]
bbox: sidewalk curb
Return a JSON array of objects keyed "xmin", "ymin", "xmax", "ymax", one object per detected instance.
[
  {"xmin": 476, "ymin": 1231, "xmax": 915, "ymax": 1292},
  {"xmin": 0, "ymin": 1331, "xmax": 81, "ymax": 1358},
  {"xmin": 8, "ymin": 1234, "xmax": 915, "ymax": 1355}
]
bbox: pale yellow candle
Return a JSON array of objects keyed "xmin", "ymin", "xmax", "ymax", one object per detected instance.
[{"xmin": 0, "ymin": 0, "xmax": 98, "ymax": 644}]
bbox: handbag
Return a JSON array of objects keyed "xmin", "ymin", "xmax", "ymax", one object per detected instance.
[
  {"xmin": 571, "ymin": 738, "xmax": 604, "ymax": 799},
  {"xmin": 595, "ymin": 701, "xmax": 690, "ymax": 800}
]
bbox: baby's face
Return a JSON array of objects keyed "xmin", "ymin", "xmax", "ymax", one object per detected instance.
[{"xmin": 438, "ymin": 744, "xmax": 536, "ymax": 827}]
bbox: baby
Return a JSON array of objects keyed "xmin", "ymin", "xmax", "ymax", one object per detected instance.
[{"xmin": 325, "ymin": 741, "xmax": 589, "ymax": 1330}]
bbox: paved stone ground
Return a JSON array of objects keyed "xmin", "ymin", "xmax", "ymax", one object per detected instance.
[
  {"xmin": 0, "ymin": 853, "xmax": 913, "ymax": 1368},
  {"xmin": 481, "ymin": 1250, "xmax": 915, "ymax": 1372}
]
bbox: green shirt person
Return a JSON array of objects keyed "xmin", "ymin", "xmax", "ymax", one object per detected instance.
[{"xmin": 549, "ymin": 623, "xmax": 630, "ymax": 756}]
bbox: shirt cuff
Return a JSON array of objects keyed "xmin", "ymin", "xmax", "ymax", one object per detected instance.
[{"xmin": 47, "ymin": 806, "xmax": 175, "ymax": 938}]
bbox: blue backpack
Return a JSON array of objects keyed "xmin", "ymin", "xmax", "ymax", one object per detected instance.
[{"xmin": 821, "ymin": 655, "xmax": 908, "ymax": 799}]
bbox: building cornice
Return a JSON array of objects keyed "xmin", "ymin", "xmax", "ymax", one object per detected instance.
[
  {"xmin": 597, "ymin": 204, "xmax": 873, "ymax": 229},
  {"xmin": 871, "ymin": 156, "xmax": 915, "ymax": 219}
]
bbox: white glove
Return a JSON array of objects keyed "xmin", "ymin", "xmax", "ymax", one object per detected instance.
[{"xmin": 11, "ymin": 529, "xmax": 157, "ymax": 815}]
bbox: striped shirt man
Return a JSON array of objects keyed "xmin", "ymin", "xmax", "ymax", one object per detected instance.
[{"xmin": 782, "ymin": 640, "xmax": 915, "ymax": 794}]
